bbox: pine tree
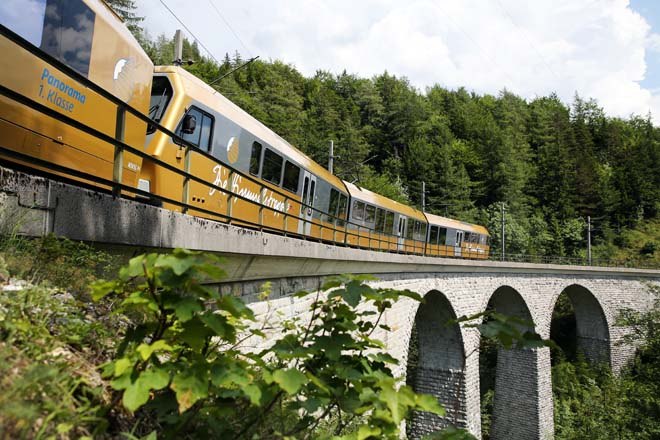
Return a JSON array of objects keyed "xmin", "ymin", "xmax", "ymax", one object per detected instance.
[{"xmin": 104, "ymin": 0, "xmax": 144, "ymax": 36}]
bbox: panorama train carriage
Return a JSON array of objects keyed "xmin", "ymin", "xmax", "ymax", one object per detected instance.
[
  {"xmin": 0, "ymin": 0, "xmax": 492, "ymax": 261},
  {"xmin": 424, "ymin": 212, "xmax": 490, "ymax": 259},
  {"xmin": 0, "ymin": 0, "xmax": 153, "ymax": 189},
  {"xmin": 343, "ymin": 181, "xmax": 427, "ymax": 253},
  {"xmin": 142, "ymin": 66, "xmax": 350, "ymax": 240}
]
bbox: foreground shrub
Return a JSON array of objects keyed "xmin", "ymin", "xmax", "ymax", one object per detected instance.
[{"xmin": 93, "ymin": 249, "xmax": 446, "ymax": 439}]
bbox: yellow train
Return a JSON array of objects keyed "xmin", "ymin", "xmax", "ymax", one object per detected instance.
[{"xmin": 0, "ymin": 0, "xmax": 490, "ymax": 259}]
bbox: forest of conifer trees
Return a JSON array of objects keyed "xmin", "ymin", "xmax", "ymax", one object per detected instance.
[{"xmin": 135, "ymin": 30, "xmax": 659, "ymax": 265}]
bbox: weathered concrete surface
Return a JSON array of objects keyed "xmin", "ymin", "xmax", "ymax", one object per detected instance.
[
  {"xmin": 1, "ymin": 166, "xmax": 659, "ymax": 440},
  {"xmin": 0, "ymin": 166, "xmax": 657, "ymax": 283}
]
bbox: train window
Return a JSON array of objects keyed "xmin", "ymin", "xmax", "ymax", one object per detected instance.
[
  {"xmin": 39, "ymin": 0, "xmax": 95, "ymax": 77},
  {"xmin": 178, "ymin": 108, "xmax": 202, "ymax": 146},
  {"xmin": 406, "ymin": 221, "xmax": 414, "ymax": 239},
  {"xmin": 430, "ymin": 226, "xmax": 439, "ymax": 244},
  {"xmin": 337, "ymin": 194, "xmax": 348, "ymax": 227},
  {"xmin": 282, "ymin": 161, "xmax": 300, "ymax": 193},
  {"xmin": 352, "ymin": 201, "xmax": 365, "ymax": 220},
  {"xmin": 438, "ymin": 227, "xmax": 447, "ymax": 245},
  {"xmin": 147, "ymin": 77, "xmax": 173, "ymax": 134},
  {"xmin": 375, "ymin": 209, "xmax": 385, "ymax": 232},
  {"xmin": 262, "ymin": 148, "xmax": 283, "ymax": 185},
  {"xmin": 365, "ymin": 205, "xmax": 376, "ymax": 223},
  {"xmin": 199, "ymin": 114, "xmax": 214, "ymax": 151},
  {"xmin": 176, "ymin": 107, "xmax": 214, "ymax": 151},
  {"xmin": 1, "ymin": 0, "xmax": 47, "ymax": 46},
  {"xmin": 327, "ymin": 189, "xmax": 339, "ymax": 222},
  {"xmin": 420, "ymin": 222, "xmax": 427, "ymax": 239},
  {"xmin": 384, "ymin": 211, "xmax": 394, "ymax": 234},
  {"xmin": 249, "ymin": 142, "xmax": 262, "ymax": 176}
]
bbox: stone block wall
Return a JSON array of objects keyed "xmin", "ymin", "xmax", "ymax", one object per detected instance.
[{"xmin": 225, "ymin": 273, "xmax": 657, "ymax": 439}]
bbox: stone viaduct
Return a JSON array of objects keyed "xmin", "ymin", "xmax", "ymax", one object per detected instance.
[{"xmin": 1, "ymin": 166, "xmax": 658, "ymax": 440}]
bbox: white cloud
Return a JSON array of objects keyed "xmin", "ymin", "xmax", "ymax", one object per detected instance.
[{"xmin": 138, "ymin": 0, "xmax": 660, "ymax": 123}]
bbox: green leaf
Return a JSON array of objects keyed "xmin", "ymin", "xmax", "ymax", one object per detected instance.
[
  {"xmin": 196, "ymin": 262, "xmax": 226, "ymax": 279},
  {"xmin": 305, "ymin": 372, "xmax": 330, "ymax": 394},
  {"xmin": 272, "ymin": 368, "xmax": 308, "ymax": 394},
  {"xmin": 113, "ymin": 358, "xmax": 134, "ymax": 377},
  {"xmin": 210, "ymin": 362, "xmax": 250, "ymax": 388},
  {"xmin": 243, "ymin": 384, "xmax": 262, "ymax": 406},
  {"xmin": 90, "ymin": 280, "xmax": 117, "ymax": 301},
  {"xmin": 120, "ymin": 254, "xmax": 149, "ymax": 279},
  {"xmin": 155, "ymin": 254, "xmax": 196, "ymax": 275},
  {"xmin": 164, "ymin": 296, "xmax": 202, "ymax": 322},
  {"xmin": 140, "ymin": 367, "xmax": 170, "ymax": 391},
  {"xmin": 218, "ymin": 295, "xmax": 255, "ymax": 320},
  {"xmin": 137, "ymin": 340, "xmax": 173, "ymax": 361},
  {"xmin": 110, "ymin": 372, "xmax": 132, "ymax": 390},
  {"xmin": 123, "ymin": 378, "xmax": 151, "ymax": 412},
  {"xmin": 171, "ymin": 368, "xmax": 209, "ymax": 412},
  {"xmin": 343, "ymin": 280, "xmax": 372, "ymax": 307},
  {"xmin": 56, "ymin": 423, "xmax": 73, "ymax": 434},
  {"xmin": 377, "ymin": 380, "xmax": 416, "ymax": 424},
  {"xmin": 415, "ymin": 393, "xmax": 445, "ymax": 415},
  {"xmin": 180, "ymin": 317, "xmax": 212, "ymax": 351},
  {"xmin": 357, "ymin": 425, "xmax": 382, "ymax": 440},
  {"xmin": 121, "ymin": 367, "xmax": 171, "ymax": 412},
  {"xmin": 200, "ymin": 312, "xmax": 234, "ymax": 340}
]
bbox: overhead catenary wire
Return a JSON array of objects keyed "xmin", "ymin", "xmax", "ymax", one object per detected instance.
[
  {"xmin": 158, "ymin": 0, "xmax": 222, "ymax": 65},
  {"xmin": 494, "ymin": 0, "xmax": 560, "ymax": 82},
  {"xmin": 206, "ymin": 0, "xmax": 254, "ymax": 59},
  {"xmin": 434, "ymin": 3, "xmax": 519, "ymax": 93}
]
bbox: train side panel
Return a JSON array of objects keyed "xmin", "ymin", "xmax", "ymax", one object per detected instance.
[{"xmin": 0, "ymin": 0, "xmax": 152, "ymax": 190}]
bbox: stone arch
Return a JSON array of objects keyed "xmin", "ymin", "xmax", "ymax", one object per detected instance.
[
  {"xmin": 406, "ymin": 290, "xmax": 471, "ymax": 438},
  {"xmin": 484, "ymin": 285, "xmax": 553, "ymax": 440},
  {"xmin": 552, "ymin": 284, "xmax": 611, "ymax": 366}
]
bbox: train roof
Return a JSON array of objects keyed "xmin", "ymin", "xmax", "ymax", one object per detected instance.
[
  {"xmin": 343, "ymin": 181, "xmax": 426, "ymax": 221},
  {"xmin": 155, "ymin": 66, "xmax": 347, "ymax": 192},
  {"xmin": 424, "ymin": 212, "xmax": 489, "ymax": 235}
]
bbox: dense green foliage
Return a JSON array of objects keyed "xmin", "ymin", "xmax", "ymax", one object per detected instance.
[
  {"xmin": 126, "ymin": 31, "xmax": 659, "ymax": 262},
  {"xmin": 0, "ymin": 240, "xmax": 470, "ymax": 439},
  {"xmin": 92, "ymin": 250, "xmax": 447, "ymax": 439},
  {"xmin": 550, "ymin": 287, "xmax": 660, "ymax": 439}
]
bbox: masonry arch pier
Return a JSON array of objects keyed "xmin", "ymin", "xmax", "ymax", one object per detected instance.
[
  {"xmin": 406, "ymin": 290, "xmax": 476, "ymax": 438},
  {"xmin": 550, "ymin": 284, "xmax": 610, "ymax": 365},
  {"xmin": 483, "ymin": 286, "xmax": 553, "ymax": 440}
]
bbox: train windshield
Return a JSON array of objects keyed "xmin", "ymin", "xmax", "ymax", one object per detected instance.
[
  {"xmin": 1, "ymin": 0, "xmax": 95, "ymax": 77},
  {"xmin": 147, "ymin": 76, "xmax": 173, "ymax": 134}
]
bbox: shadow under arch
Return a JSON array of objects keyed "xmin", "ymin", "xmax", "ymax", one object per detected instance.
[
  {"xmin": 406, "ymin": 290, "xmax": 470, "ymax": 439},
  {"xmin": 482, "ymin": 285, "xmax": 552, "ymax": 440},
  {"xmin": 551, "ymin": 284, "xmax": 611, "ymax": 366}
]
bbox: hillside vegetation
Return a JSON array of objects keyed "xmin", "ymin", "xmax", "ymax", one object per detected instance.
[{"xmin": 131, "ymin": 32, "xmax": 658, "ymax": 264}]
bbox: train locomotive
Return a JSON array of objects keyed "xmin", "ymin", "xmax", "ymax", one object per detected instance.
[{"xmin": 0, "ymin": 0, "xmax": 490, "ymax": 259}]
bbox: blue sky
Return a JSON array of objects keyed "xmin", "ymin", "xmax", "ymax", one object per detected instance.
[
  {"xmin": 631, "ymin": 0, "xmax": 660, "ymax": 91},
  {"xmin": 138, "ymin": 0, "xmax": 660, "ymax": 124}
]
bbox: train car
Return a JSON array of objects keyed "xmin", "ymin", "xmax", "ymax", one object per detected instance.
[
  {"xmin": 0, "ymin": 0, "xmax": 153, "ymax": 190},
  {"xmin": 142, "ymin": 66, "xmax": 350, "ymax": 240},
  {"xmin": 0, "ymin": 0, "xmax": 491, "ymax": 260},
  {"xmin": 343, "ymin": 181, "xmax": 427, "ymax": 254},
  {"xmin": 424, "ymin": 212, "xmax": 490, "ymax": 259}
]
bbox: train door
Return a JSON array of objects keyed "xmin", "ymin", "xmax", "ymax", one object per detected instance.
[
  {"xmin": 397, "ymin": 216, "xmax": 407, "ymax": 251},
  {"xmin": 455, "ymin": 230, "xmax": 464, "ymax": 257},
  {"xmin": 299, "ymin": 171, "xmax": 317, "ymax": 236}
]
